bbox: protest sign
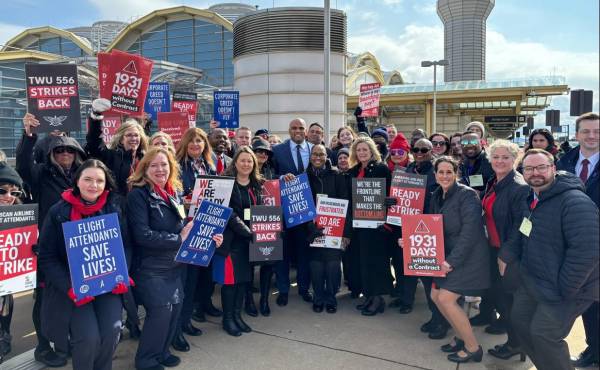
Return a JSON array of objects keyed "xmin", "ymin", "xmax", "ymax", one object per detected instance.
[
  {"xmin": 280, "ymin": 173, "xmax": 316, "ymax": 228},
  {"xmin": 0, "ymin": 204, "xmax": 37, "ymax": 295},
  {"xmin": 249, "ymin": 206, "xmax": 283, "ymax": 262},
  {"xmin": 310, "ymin": 197, "xmax": 348, "ymax": 249},
  {"xmin": 261, "ymin": 179, "xmax": 281, "ymax": 206},
  {"xmin": 386, "ymin": 170, "xmax": 427, "ymax": 226},
  {"xmin": 402, "ymin": 214, "xmax": 445, "ymax": 277},
  {"xmin": 144, "ymin": 82, "xmax": 170, "ymax": 121},
  {"xmin": 172, "ymin": 91, "xmax": 198, "ymax": 127},
  {"xmin": 213, "ymin": 90, "xmax": 239, "ymax": 128},
  {"xmin": 62, "ymin": 213, "xmax": 130, "ymax": 300},
  {"xmin": 97, "ymin": 52, "xmax": 111, "ymax": 99},
  {"xmin": 352, "ymin": 178, "xmax": 386, "ymax": 228},
  {"xmin": 188, "ymin": 175, "xmax": 235, "ymax": 218},
  {"xmin": 99, "ymin": 50, "xmax": 154, "ymax": 115},
  {"xmin": 175, "ymin": 200, "xmax": 232, "ymax": 267},
  {"xmin": 158, "ymin": 111, "xmax": 188, "ymax": 147},
  {"xmin": 358, "ymin": 82, "xmax": 381, "ymax": 117},
  {"xmin": 25, "ymin": 64, "xmax": 81, "ymax": 133},
  {"xmin": 100, "ymin": 114, "xmax": 121, "ymax": 145}
]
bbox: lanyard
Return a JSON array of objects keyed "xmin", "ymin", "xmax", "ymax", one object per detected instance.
[{"xmin": 248, "ymin": 187, "xmax": 257, "ymax": 205}]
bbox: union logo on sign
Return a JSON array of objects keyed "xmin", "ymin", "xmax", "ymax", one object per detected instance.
[{"xmin": 415, "ymin": 220, "xmax": 430, "ymax": 234}]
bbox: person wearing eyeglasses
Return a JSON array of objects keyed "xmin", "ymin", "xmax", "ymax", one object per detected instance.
[
  {"xmin": 17, "ymin": 113, "xmax": 87, "ymax": 367},
  {"xmin": 429, "ymin": 133, "xmax": 451, "ymax": 157},
  {"xmin": 0, "ymin": 153, "xmax": 25, "ymax": 364},
  {"xmin": 458, "ymin": 132, "xmax": 494, "ymax": 195},
  {"xmin": 502, "ymin": 149, "xmax": 598, "ymax": 370}
]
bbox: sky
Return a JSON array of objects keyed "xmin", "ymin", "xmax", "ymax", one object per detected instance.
[{"xmin": 1, "ymin": 0, "xmax": 598, "ymax": 128}]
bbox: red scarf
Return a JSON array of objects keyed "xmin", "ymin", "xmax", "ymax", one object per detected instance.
[
  {"xmin": 153, "ymin": 183, "xmax": 176, "ymax": 203},
  {"xmin": 62, "ymin": 189, "xmax": 109, "ymax": 221}
]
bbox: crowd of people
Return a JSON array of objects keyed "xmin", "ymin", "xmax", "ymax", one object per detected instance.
[{"xmin": 0, "ymin": 100, "xmax": 597, "ymax": 370}]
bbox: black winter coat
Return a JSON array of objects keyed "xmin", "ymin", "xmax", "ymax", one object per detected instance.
[
  {"xmin": 406, "ymin": 160, "xmax": 438, "ymax": 213},
  {"xmin": 514, "ymin": 172, "xmax": 599, "ymax": 303},
  {"xmin": 430, "ymin": 182, "xmax": 490, "ymax": 293},
  {"xmin": 306, "ymin": 162, "xmax": 351, "ymax": 260},
  {"xmin": 556, "ymin": 146, "xmax": 599, "ymax": 207},
  {"xmin": 459, "ymin": 150, "xmax": 494, "ymax": 194},
  {"xmin": 38, "ymin": 193, "xmax": 129, "ymax": 350},
  {"xmin": 86, "ymin": 117, "xmax": 144, "ymax": 196},
  {"xmin": 179, "ymin": 157, "xmax": 217, "ymax": 197}
]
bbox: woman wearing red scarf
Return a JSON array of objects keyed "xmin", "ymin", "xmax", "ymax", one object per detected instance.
[
  {"xmin": 385, "ymin": 133, "xmax": 411, "ymax": 172},
  {"xmin": 38, "ymin": 159, "xmax": 130, "ymax": 370}
]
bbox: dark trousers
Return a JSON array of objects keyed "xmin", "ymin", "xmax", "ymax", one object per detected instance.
[
  {"xmin": 0, "ymin": 294, "xmax": 13, "ymax": 334},
  {"xmin": 194, "ymin": 265, "xmax": 216, "ymax": 311},
  {"xmin": 344, "ymin": 241, "xmax": 362, "ymax": 295},
  {"xmin": 135, "ymin": 302, "xmax": 182, "ymax": 369},
  {"xmin": 310, "ymin": 259, "xmax": 341, "ymax": 306},
  {"xmin": 275, "ymin": 225, "xmax": 310, "ymax": 295},
  {"xmin": 32, "ymin": 287, "xmax": 55, "ymax": 352},
  {"xmin": 581, "ymin": 301, "xmax": 599, "ymax": 357},
  {"xmin": 511, "ymin": 283, "xmax": 593, "ymax": 370},
  {"xmin": 178, "ymin": 265, "xmax": 198, "ymax": 327},
  {"xmin": 70, "ymin": 294, "xmax": 122, "ymax": 370},
  {"xmin": 248, "ymin": 264, "xmax": 274, "ymax": 296},
  {"xmin": 477, "ymin": 248, "xmax": 507, "ymax": 323}
]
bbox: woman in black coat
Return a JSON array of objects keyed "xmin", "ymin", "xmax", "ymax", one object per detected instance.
[
  {"xmin": 428, "ymin": 156, "xmax": 490, "ymax": 364},
  {"xmin": 171, "ymin": 127, "xmax": 217, "ymax": 352},
  {"xmin": 213, "ymin": 146, "xmax": 262, "ymax": 336},
  {"xmin": 38, "ymin": 159, "xmax": 130, "ymax": 370},
  {"xmin": 481, "ymin": 140, "xmax": 528, "ymax": 361},
  {"xmin": 127, "ymin": 148, "xmax": 194, "ymax": 370},
  {"xmin": 348, "ymin": 137, "xmax": 393, "ymax": 316},
  {"xmin": 306, "ymin": 144, "xmax": 351, "ymax": 313}
]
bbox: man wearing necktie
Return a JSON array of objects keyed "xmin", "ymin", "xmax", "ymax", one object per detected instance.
[
  {"xmin": 557, "ymin": 112, "xmax": 599, "ymax": 368},
  {"xmin": 271, "ymin": 118, "xmax": 313, "ymax": 306}
]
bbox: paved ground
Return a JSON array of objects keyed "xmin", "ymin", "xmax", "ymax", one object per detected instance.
[{"xmin": 2, "ymin": 284, "xmax": 595, "ymax": 370}]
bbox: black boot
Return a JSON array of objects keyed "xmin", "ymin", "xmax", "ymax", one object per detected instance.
[
  {"xmin": 259, "ymin": 268, "xmax": 272, "ymax": 316},
  {"xmin": 171, "ymin": 330, "xmax": 190, "ymax": 352},
  {"xmin": 244, "ymin": 289, "xmax": 258, "ymax": 317},
  {"xmin": 221, "ymin": 285, "xmax": 241, "ymax": 337},
  {"xmin": 234, "ymin": 285, "xmax": 252, "ymax": 333}
]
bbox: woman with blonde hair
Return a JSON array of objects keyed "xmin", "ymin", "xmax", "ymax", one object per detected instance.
[
  {"xmin": 171, "ymin": 127, "xmax": 217, "ymax": 352},
  {"xmin": 86, "ymin": 101, "xmax": 149, "ymax": 195},
  {"xmin": 127, "ymin": 148, "xmax": 222, "ymax": 369},
  {"xmin": 150, "ymin": 131, "xmax": 175, "ymax": 154},
  {"xmin": 348, "ymin": 137, "xmax": 394, "ymax": 316}
]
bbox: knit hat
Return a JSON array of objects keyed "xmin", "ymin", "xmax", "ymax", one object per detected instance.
[
  {"xmin": 389, "ymin": 133, "xmax": 410, "ymax": 152},
  {"xmin": 466, "ymin": 121, "xmax": 486, "ymax": 138},
  {"xmin": 0, "ymin": 161, "xmax": 23, "ymax": 189},
  {"xmin": 251, "ymin": 138, "xmax": 273, "ymax": 156},
  {"xmin": 371, "ymin": 128, "xmax": 389, "ymax": 142},
  {"xmin": 336, "ymin": 148, "xmax": 350, "ymax": 159},
  {"xmin": 255, "ymin": 129, "xmax": 269, "ymax": 137}
]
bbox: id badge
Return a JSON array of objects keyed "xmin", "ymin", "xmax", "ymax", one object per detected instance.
[
  {"xmin": 469, "ymin": 174, "xmax": 484, "ymax": 187},
  {"xmin": 244, "ymin": 208, "xmax": 251, "ymax": 221},
  {"xmin": 519, "ymin": 217, "xmax": 532, "ymax": 237}
]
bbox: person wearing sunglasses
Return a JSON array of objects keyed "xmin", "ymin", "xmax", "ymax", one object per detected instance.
[
  {"xmin": 458, "ymin": 132, "xmax": 494, "ymax": 195},
  {"xmin": 0, "ymin": 153, "xmax": 25, "ymax": 364},
  {"xmin": 385, "ymin": 133, "xmax": 411, "ymax": 172},
  {"xmin": 429, "ymin": 133, "xmax": 451, "ymax": 157},
  {"xmin": 17, "ymin": 113, "xmax": 87, "ymax": 367}
]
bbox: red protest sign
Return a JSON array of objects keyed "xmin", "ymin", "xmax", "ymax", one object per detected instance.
[
  {"xmin": 158, "ymin": 112, "xmax": 188, "ymax": 147},
  {"xmin": 310, "ymin": 197, "xmax": 348, "ymax": 249},
  {"xmin": 402, "ymin": 214, "xmax": 445, "ymax": 277},
  {"xmin": 172, "ymin": 91, "xmax": 198, "ymax": 128},
  {"xmin": 261, "ymin": 180, "xmax": 281, "ymax": 206},
  {"xmin": 101, "ymin": 114, "xmax": 121, "ymax": 145},
  {"xmin": 359, "ymin": 82, "xmax": 381, "ymax": 117},
  {"xmin": 387, "ymin": 170, "xmax": 427, "ymax": 226},
  {"xmin": 100, "ymin": 50, "xmax": 154, "ymax": 115},
  {"xmin": 97, "ymin": 52, "xmax": 111, "ymax": 99},
  {"xmin": 0, "ymin": 204, "xmax": 38, "ymax": 295}
]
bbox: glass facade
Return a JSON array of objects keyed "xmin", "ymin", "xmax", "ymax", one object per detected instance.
[
  {"xmin": 25, "ymin": 37, "xmax": 87, "ymax": 58},
  {"xmin": 126, "ymin": 18, "xmax": 234, "ymax": 88}
]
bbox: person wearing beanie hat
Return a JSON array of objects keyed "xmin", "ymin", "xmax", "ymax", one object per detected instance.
[
  {"xmin": 0, "ymin": 152, "xmax": 24, "ymax": 363},
  {"xmin": 255, "ymin": 129, "xmax": 269, "ymax": 140},
  {"xmin": 466, "ymin": 121, "xmax": 486, "ymax": 139},
  {"xmin": 336, "ymin": 148, "xmax": 350, "ymax": 172},
  {"xmin": 371, "ymin": 128, "xmax": 389, "ymax": 143},
  {"xmin": 385, "ymin": 133, "xmax": 411, "ymax": 172},
  {"xmin": 371, "ymin": 128, "xmax": 389, "ymax": 159}
]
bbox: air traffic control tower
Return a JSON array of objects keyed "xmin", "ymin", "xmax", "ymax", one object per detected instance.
[{"xmin": 437, "ymin": 0, "xmax": 494, "ymax": 82}]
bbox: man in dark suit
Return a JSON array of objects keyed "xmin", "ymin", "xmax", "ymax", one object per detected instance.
[
  {"xmin": 209, "ymin": 128, "xmax": 232, "ymax": 175},
  {"xmin": 307, "ymin": 122, "xmax": 335, "ymax": 164},
  {"xmin": 271, "ymin": 118, "xmax": 313, "ymax": 305},
  {"xmin": 557, "ymin": 112, "xmax": 599, "ymax": 368}
]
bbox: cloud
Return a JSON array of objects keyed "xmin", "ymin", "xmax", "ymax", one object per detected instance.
[
  {"xmin": 0, "ymin": 22, "xmax": 28, "ymax": 50},
  {"xmin": 413, "ymin": 0, "xmax": 436, "ymax": 14},
  {"xmin": 86, "ymin": 0, "xmax": 211, "ymax": 21}
]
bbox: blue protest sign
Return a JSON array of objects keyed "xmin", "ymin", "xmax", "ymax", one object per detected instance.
[
  {"xmin": 175, "ymin": 200, "xmax": 232, "ymax": 267},
  {"xmin": 62, "ymin": 213, "xmax": 129, "ymax": 300},
  {"xmin": 144, "ymin": 82, "xmax": 170, "ymax": 121},
  {"xmin": 213, "ymin": 90, "xmax": 239, "ymax": 128},
  {"xmin": 280, "ymin": 173, "xmax": 316, "ymax": 228}
]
